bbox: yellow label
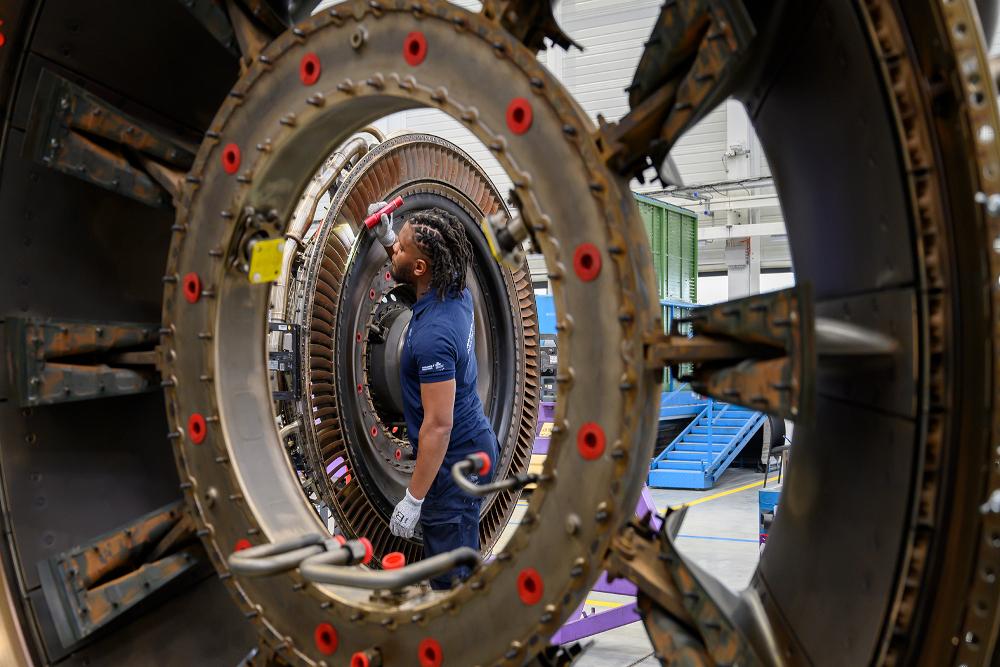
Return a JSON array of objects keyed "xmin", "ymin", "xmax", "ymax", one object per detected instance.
[
  {"xmin": 539, "ymin": 422, "xmax": 553, "ymax": 438},
  {"xmin": 248, "ymin": 238, "xmax": 284, "ymax": 284}
]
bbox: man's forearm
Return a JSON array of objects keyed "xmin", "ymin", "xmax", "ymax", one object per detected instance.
[{"xmin": 409, "ymin": 425, "xmax": 450, "ymax": 499}]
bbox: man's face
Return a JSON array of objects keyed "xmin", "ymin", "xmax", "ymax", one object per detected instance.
[{"xmin": 390, "ymin": 223, "xmax": 428, "ymax": 285}]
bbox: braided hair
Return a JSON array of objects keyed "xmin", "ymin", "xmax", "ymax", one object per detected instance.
[{"xmin": 408, "ymin": 208, "xmax": 473, "ymax": 300}]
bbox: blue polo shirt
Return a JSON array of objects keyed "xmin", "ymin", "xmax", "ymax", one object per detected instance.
[{"xmin": 400, "ymin": 288, "xmax": 491, "ymax": 462}]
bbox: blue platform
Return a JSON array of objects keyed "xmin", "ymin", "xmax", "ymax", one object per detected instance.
[{"xmin": 648, "ymin": 400, "xmax": 766, "ymax": 490}]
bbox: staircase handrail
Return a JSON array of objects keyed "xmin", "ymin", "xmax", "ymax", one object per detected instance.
[{"xmin": 707, "ymin": 412, "xmax": 767, "ymax": 476}]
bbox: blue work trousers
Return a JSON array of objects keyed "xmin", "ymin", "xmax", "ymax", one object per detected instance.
[{"xmin": 420, "ymin": 429, "xmax": 498, "ymax": 590}]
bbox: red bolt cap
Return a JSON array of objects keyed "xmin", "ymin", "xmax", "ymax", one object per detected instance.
[
  {"xmin": 234, "ymin": 538, "xmax": 252, "ymax": 552},
  {"xmin": 517, "ymin": 567, "xmax": 543, "ymax": 605},
  {"xmin": 506, "ymin": 98, "xmax": 533, "ymax": 134},
  {"xmin": 404, "ymin": 31, "xmax": 428, "ymax": 66},
  {"xmin": 577, "ymin": 422, "xmax": 606, "ymax": 460},
  {"xmin": 472, "ymin": 452, "xmax": 491, "ymax": 476},
  {"xmin": 383, "ymin": 551, "xmax": 406, "ymax": 570},
  {"xmin": 573, "ymin": 243, "xmax": 602, "ymax": 282},
  {"xmin": 359, "ymin": 537, "xmax": 374, "ymax": 565},
  {"xmin": 418, "ymin": 638, "xmax": 443, "ymax": 667},
  {"xmin": 187, "ymin": 413, "xmax": 207, "ymax": 445},
  {"xmin": 300, "ymin": 53, "xmax": 321, "ymax": 85},
  {"xmin": 182, "ymin": 273, "xmax": 201, "ymax": 304},
  {"xmin": 221, "ymin": 143, "xmax": 240, "ymax": 174},
  {"xmin": 313, "ymin": 622, "xmax": 338, "ymax": 655}
]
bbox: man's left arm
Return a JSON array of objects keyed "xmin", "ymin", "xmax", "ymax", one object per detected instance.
[
  {"xmin": 388, "ymin": 328, "xmax": 457, "ymax": 539},
  {"xmin": 409, "ymin": 380, "xmax": 455, "ymax": 500}
]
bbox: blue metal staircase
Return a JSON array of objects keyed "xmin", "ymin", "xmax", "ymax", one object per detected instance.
[
  {"xmin": 659, "ymin": 388, "xmax": 711, "ymax": 419},
  {"xmin": 648, "ymin": 400, "xmax": 766, "ymax": 490}
]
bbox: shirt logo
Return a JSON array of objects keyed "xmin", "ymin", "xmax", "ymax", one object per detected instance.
[{"xmin": 421, "ymin": 362, "xmax": 445, "ymax": 372}]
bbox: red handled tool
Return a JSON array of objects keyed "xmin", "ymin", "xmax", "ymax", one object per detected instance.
[{"xmin": 363, "ymin": 196, "xmax": 404, "ymax": 229}]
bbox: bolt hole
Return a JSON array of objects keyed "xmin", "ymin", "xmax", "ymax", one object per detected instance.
[
  {"xmin": 513, "ymin": 107, "xmax": 525, "ymax": 123},
  {"xmin": 410, "ymin": 40, "xmax": 420, "ymax": 55},
  {"xmin": 955, "ymin": 22, "xmax": 967, "ymax": 38}
]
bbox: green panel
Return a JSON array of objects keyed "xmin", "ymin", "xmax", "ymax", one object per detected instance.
[
  {"xmin": 666, "ymin": 211, "xmax": 682, "ymax": 300},
  {"xmin": 633, "ymin": 193, "xmax": 697, "ymax": 303}
]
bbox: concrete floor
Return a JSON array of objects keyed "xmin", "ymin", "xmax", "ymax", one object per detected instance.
[{"xmin": 501, "ymin": 467, "xmax": 766, "ymax": 666}]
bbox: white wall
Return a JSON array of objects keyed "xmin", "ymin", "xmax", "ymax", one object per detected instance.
[{"xmin": 698, "ymin": 271, "xmax": 795, "ymax": 305}]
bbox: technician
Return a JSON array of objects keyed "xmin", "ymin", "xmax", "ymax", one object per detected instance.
[{"xmin": 368, "ymin": 202, "xmax": 499, "ymax": 589}]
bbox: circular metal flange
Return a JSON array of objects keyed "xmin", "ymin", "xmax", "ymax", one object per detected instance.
[
  {"xmin": 161, "ymin": 2, "xmax": 659, "ymax": 665},
  {"xmin": 293, "ymin": 133, "xmax": 540, "ymax": 566}
]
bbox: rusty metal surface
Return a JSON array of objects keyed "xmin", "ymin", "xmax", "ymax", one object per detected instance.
[
  {"xmin": 24, "ymin": 70, "xmax": 196, "ymax": 208},
  {"xmin": 645, "ymin": 287, "xmax": 814, "ymax": 421},
  {"xmin": 607, "ymin": 512, "xmax": 775, "ymax": 666},
  {"xmin": 0, "ymin": 0, "xmax": 999, "ymax": 665},
  {"xmin": 162, "ymin": 2, "xmax": 659, "ymax": 663},
  {"xmin": 596, "ymin": 0, "xmax": 755, "ymax": 181},
  {"xmin": 4, "ymin": 317, "xmax": 159, "ymax": 407},
  {"xmin": 37, "ymin": 501, "xmax": 200, "ymax": 648},
  {"xmin": 481, "ymin": 1, "xmax": 579, "ymax": 53}
]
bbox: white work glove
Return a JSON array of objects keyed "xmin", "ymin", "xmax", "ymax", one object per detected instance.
[
  {"xmin": 389, "ymin": 489, "xmax": 423, "ymax": 539},
  {"xmin": 367, "ymin": 201, "xmax": 397, "ymax": 248}
]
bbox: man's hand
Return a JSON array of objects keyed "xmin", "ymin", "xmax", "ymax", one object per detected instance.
[
  {"xmin": 389, "ymin": 489, "xmax": 423, "ymax": 539},
  {"xmin": 367, "ymin": 201, "xmax": 398, "ymax": 248}
]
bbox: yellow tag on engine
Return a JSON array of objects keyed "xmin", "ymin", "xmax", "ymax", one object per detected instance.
[
  {"xmin": 248, "ymin": 238, "xmax": 284, "ymax": 284},
  {"xmin": 539, "ymin": 422, "xmax": 554, "ymax": 438}
]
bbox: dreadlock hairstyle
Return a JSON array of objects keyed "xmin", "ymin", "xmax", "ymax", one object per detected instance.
[{"xmin": 409, "ymin": 208, "xmax": 474, "ymax": 300}]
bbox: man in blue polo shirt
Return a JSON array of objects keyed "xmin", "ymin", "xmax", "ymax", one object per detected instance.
[{"xmin": 368, "ymin": 203, "xmax": 498, "ymax": 589}]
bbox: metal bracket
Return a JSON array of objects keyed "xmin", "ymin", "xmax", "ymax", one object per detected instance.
[
  {"xmin": 596, "ymin": 0, "xmax": 756, "ymax": 182},
  {"xmin": 178, "ymin": 0, "xmax": 240, "ymax": 57},
  {"xmin": 525, "ymin": 641, "xmax": 591, "ymax": 666},
  {"xmin": 4, "ymin": 317, "xmax": 160, "ymax": 407},
  {"xmin": 37, "ymin": 502, "xmax": 200, "ymax": 648},
  {"xmin": 480, "ymin": 1, "xmax": 580, "ymax": 54},
  {"xmin": 268, "ymin": 321, "xmax": 301, "ymax": 401},
  {"xmin": 606, "ymin": 510, "xmax": 782, "ymax": 666},
  {"xmin": 645, "ymin": 286, "xmax": 814, "ymax": 420},
  {"xmin": 24, "ymin": 70, "xmax": 196, "ymax": 207}
]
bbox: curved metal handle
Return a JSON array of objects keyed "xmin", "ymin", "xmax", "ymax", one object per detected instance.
[
  {"xmin": 451, "ymin": 454, "xmax": 540, "ymax": 497},
  {"xmin": 227, "ymin": 533, "xmax": 328, "ymax": 577},
  {"xmin": 300, "ymin": 547, "xmax": 480, "ymax": 590}
]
